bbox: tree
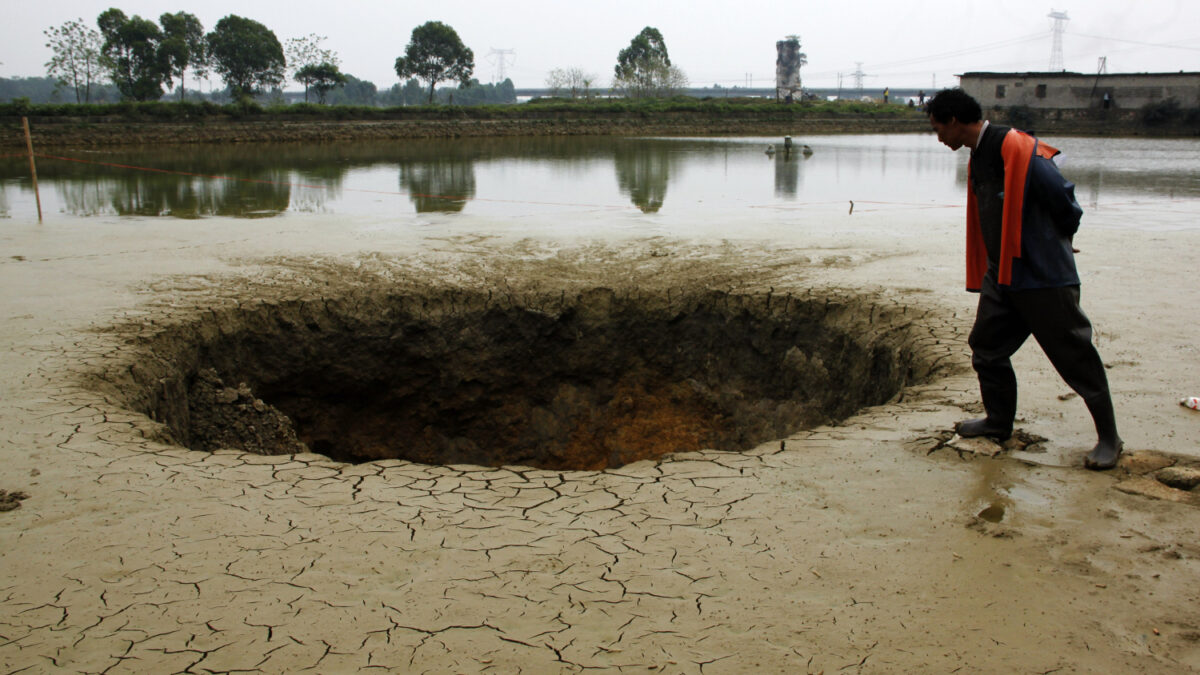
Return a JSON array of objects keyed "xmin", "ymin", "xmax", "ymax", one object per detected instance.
[
  {"xmin": 613, "ymin": 58, "xmax": 687, "ymax": 99},
  {"xmin": 159, "ymin": 12, "xmax": 206, "ymax": 101},
  {"xmin": 296, "ymin": 63, "xmax": 347, "ymax": 104},
  {"xmin": 546, "ymin": 67, "xmax": 596, "ymax": 99},
  {"xmin": 286, "ymin": 33, "xmax": 339, "ymax": 102},
  {"xmin": 44, "ymin": 18, "xmax": 105, "ymax": 103},
  {"xmin": 613, "ymin": 27, "xmax": 686, "ymax": 98},
  {"xmin": 431, "ymin": 78, "xmax": 516, "ymax": 105},
  {"xmin": 494, "ymin": 78, "xmax": 516, "ymax": 104},
  {"xmin": 97, "ymin": 8, "xmax": 169, "ymax": 101},
  {"xmin": 402, "ymin": 78, "xmax": 425, "ymax": 105},
  {"xmin": 394, "ymin": 21, "xmax": 474, "ymax": 103},
  {"xmin": 206, "ymin": 15, "xmax": 285, "ymax": 101},
  {"xmin": 327, "ymin": 74, "xmax": 377, "ymax": 105}
]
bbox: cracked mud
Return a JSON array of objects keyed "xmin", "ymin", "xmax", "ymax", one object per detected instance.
[
  {"xmin": 102, "ymin": 284, "xmax": 934, "ymax": 470},
  {"xmin": 3, "ymin": 228, "xmax": 1199, "ymax": 674}
]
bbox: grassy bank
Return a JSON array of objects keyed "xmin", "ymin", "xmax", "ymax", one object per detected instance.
[
  {"xmin": 0, "ymin": 97, "xmax": 919, "ymax": 121},
  {"xmin": 3, "ymin": 98, "xmax": 1195, "ymax": 148},
  {"xmin": 1, "ymin": 98, "xmax": 927, "ymax": 148}
]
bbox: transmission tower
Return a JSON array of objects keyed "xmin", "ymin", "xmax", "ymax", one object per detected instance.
[
  {"xmin": 486, "ymin": 48, "xmax": 516, "ymax": 83},
  {"xmin": 1048, "ymin": 9, "xmax": 1069, "ymax": 71},
  {"xmin": 853, "ymin": 62, "xmax": 867, "ymax": 98}
]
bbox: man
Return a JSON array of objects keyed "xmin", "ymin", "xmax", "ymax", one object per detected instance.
[{"xmin": 927, "ymin": 88, "xmax": 1122, "ymax": 470}]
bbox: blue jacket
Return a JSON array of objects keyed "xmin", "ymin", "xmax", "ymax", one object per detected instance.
[{"xmin": 966, "ymin": 127, "xmax": 1083, "ymax": 291}]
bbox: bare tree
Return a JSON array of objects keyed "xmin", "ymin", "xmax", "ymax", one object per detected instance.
[
  {"xmin": 285, "ymin": 33, "xmax": 339, "ymax": 102},
  {"xmin": 44, "ymin": 18, "xmax": 105, "ymax": 103},
  {"xmin": 545, "ymin": 67, "xmax": 597, "ymax": 99},
  {"xmin": 613, "ymin": 60, "xmax": 688, "ymax": 99}
]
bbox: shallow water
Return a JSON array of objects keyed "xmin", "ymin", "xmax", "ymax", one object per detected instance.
[{"xmin": 2, "ymin": 134, "xmax": 1198, "ymax": 227}]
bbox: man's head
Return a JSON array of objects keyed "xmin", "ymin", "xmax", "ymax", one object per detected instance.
[{"xmin": 927, "ymin": 88, "xmax": 983, "ymax": 151}]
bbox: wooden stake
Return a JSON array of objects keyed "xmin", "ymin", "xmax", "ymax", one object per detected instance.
[{"xmin": 22, "ymin": 117, "xmax": 42, "ymax": 223}]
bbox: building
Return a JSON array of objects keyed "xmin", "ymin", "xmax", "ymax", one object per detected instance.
[
  {"xmin": 776, "ymin": 38, "xmax": 804, "ymax": 103},
  {"xmin": 959, "ymin": 71, "xmax": 1200, "ymax": 110}
]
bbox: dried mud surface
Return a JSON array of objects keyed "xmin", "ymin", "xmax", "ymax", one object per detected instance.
[{"xmin": 2, "ymin": 212, "xmax": 1199, "ymax": 673}]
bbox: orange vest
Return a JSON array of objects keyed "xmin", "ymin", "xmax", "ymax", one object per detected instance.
[{"xmin": 965, "ymin": 129, "xmax": 1060, "ymax": 290}]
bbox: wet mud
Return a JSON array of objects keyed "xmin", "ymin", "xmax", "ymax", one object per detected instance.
[{"xmin": 4, "ymin": 227, "xmax": 1200, "ymax": 673}]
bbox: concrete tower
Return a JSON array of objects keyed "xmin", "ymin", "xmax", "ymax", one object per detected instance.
[{"xmin": 776, "ymin": 36, "xmax": 805, "ymax": 102}]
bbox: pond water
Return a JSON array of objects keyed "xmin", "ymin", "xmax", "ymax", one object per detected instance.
[{"xmin": 2, "ymin": 134, "xmax": 1198, "ymax": 227}]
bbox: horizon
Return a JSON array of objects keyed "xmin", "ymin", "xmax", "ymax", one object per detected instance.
[{"xmin": 4, "ymin": 1, "xmax": 1199, "ymax": 93}]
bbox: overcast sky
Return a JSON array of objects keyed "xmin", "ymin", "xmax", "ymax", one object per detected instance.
[{"xmin": 5, "ymin": 0, "xmax": 1199, "ymax": 92}]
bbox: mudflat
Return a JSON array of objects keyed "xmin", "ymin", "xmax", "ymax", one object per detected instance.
[{"xmin": 1, "ymin": 185, "xmax": 1198, "ymax": 673}]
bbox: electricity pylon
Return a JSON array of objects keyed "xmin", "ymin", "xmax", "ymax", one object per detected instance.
[
  {"xmin": 1048, "ymin": 9, "xmax": 1069, "ymax": 71},
  {"xmin": 487, "ymin": 48, "xmax": 516, "ymax": 83}
]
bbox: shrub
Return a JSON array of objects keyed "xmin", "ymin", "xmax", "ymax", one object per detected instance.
[{"xmin": 1142, "ymin": 98, "xmax": 1182, "ymax": 126}]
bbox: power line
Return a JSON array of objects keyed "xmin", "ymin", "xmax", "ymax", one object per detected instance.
[
  {"xmin": 689, "ymin": 26, "xmax": 1200, "ymax": 90},
  {"xmin": 805, "ymin": 32, "xmax": 1046, "ymax": 79},
  {"xmin": 1068, "ymin": 31, "xmax": 1200, "ymax": 52}
]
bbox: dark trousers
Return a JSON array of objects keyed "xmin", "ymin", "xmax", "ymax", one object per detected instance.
[{"xmin": 969, "ymin": 275, "xmax": 1111, "ymax": 423}]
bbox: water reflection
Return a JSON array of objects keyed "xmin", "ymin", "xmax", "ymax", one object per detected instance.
[
  {"xmin": 398, "ymin": 151, "xmax": 476, "ymax": 213},
  {"xmin": 613, "ymin": 140, "xmax": 673, "ymax": 213},
  {"xmin": 1, "ymin": 134, "xmax": 1196, "ymax": 220},
  {"xmin": 59, "ymin": 170, "xmax": 293, "ymax": 218},
  {"xmin": 772, "ymin": 149, "xmax": 808, "ymax": 198}
]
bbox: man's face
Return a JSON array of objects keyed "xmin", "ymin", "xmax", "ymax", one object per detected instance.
[{"xmin": 930, "ymin": 116, "xmax": 965, "ymax": 151}]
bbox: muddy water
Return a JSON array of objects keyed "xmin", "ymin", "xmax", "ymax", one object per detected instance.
[{"xmin": 3, "ymin": 134, "xmax": 1198, "ymax": 226}]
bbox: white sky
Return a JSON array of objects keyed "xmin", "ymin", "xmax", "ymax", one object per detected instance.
[{"xmin": 4, "ymin": 0, "xmax": 1199, "ymax": 92}]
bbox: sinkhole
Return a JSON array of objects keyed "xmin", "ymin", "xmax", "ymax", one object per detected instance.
[{"xmin": 114, "ymin": 287, "xmax": 938, "ymax": 471}]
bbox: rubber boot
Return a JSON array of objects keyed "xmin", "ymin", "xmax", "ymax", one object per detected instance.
[
  {"xmin": 956, "ymin": 385, "xmax": 1016, "ymax": 441},
  {"xmin": 1083, "ymin": 394, "xmax": 1123, "ymax": 470}
]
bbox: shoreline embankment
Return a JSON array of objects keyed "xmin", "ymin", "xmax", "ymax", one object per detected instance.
[
  {"xmin": 4, "ymin": 113, "xmax": 927, "ymax": 148},
  {"xmin": 2, "ymin": 106, "xmax": 1196, "ymax": 148}
]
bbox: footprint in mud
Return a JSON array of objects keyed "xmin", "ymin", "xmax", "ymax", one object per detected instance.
[
  {"xmin": 0, "ymin": 489, "xmax": 30, "ymax": 512},
  {"xmin": 977, "ymin": 503, "xmax": 1006, "ymax": 523}
]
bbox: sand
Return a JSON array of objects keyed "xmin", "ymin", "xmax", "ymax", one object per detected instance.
[{"xmin": 1, "ymin": 188, "xmax": 1199, "ymax": 673}]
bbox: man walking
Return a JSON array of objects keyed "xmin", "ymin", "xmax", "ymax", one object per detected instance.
[{"xmin": 927, "ymin": 88, "xmax": 1123, "ymax": 469}]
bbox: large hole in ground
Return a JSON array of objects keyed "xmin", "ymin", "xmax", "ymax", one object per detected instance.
[{"xmin": 114, "ymin": 287, "xmax": 937, "ymax": 471}]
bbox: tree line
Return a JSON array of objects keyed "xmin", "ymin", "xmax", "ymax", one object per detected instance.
[
  {"xmin": 40, "ymin": 11, "xmax": 515, "ymax": 106},
  {"xmin": 0, "ymin": 74, "xmax": 516, "ymax": 107},
  {"xmin": 35, "ymin": 11, "xmax": 797, "ymax": 107}
]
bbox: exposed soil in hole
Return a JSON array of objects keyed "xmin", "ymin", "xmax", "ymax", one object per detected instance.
[{"xmin": 108, "ymin": 285, "xmax": 936, "ymax": 470}]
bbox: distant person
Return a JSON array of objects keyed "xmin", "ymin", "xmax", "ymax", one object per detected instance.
[{"xmin": 925, "ymin": 88, "xmax": 1123, "ymax": 470}]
